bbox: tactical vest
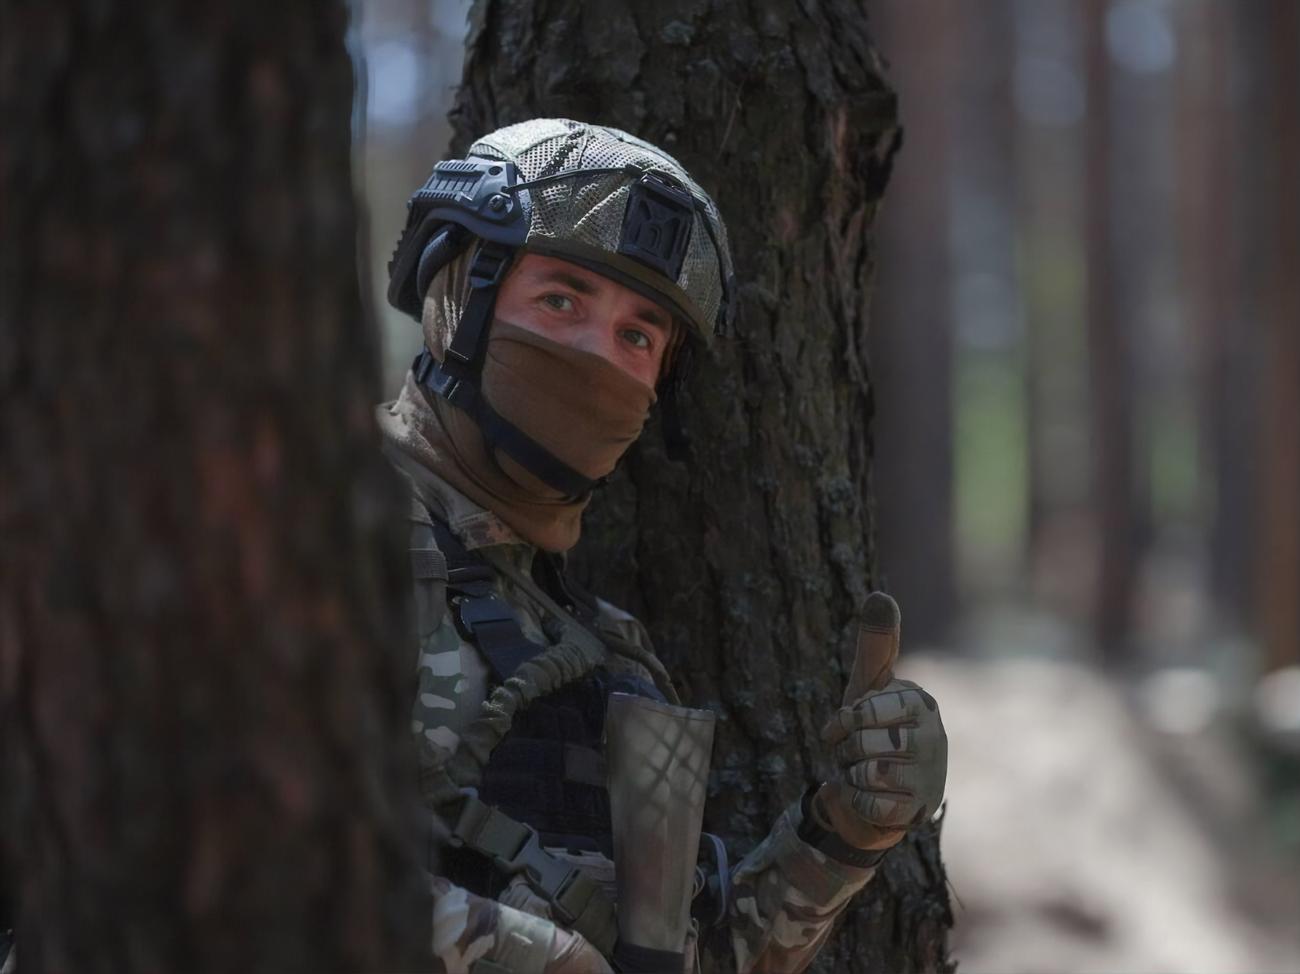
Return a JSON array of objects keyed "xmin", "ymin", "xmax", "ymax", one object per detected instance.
[
  {"xmin": 442, "ymin": 662, "xmax": 666, "ymax": 897},
  {"xmin": 412, "ymin": 505, "xmax": 730, "ymax": 969},
  {"xmin": 414, "ymin": 509, "xmax": 670, "ymax": 954}
]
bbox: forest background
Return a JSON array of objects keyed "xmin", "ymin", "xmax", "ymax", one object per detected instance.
[
  {"xmin": 3, "ymin": 0, "xmax": 1298, "ymax": 971},
  {"xmin": 358, "ymin": 1, "xmax": 1300, "ymax": 971}
]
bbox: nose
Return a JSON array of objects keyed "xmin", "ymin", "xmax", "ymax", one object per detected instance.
[{"xmin": 565, "ymin": 324, "xmax": 618, "ymax": 362}]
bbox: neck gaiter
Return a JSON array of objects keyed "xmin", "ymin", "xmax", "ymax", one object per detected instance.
[{"xmin": 394, "ymin": 320, "xmax": 656, "ymax": 552}]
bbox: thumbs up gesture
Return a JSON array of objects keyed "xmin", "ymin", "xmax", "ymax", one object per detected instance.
[{"xmin": 813, "ymin": 593, "xmax": 948, "ymax": 852}]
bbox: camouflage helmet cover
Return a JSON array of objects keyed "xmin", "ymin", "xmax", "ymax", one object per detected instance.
[
  {"xmin": 468, "ymin": 119, "xmax": 733, "ymax": 341},
  {"xmin": 391, "ymin": 118, "xmax": 735, "ymax": 345}
]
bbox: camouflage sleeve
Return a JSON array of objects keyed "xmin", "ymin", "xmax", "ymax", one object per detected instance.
[
  {"xmin": 431, "ymin": 876, "xmax": 615, "ymax": 974},
  {"xmin": 407, "ymin": 511, "xmax": 492, "ymax": 779},
  {"xmin": 411, "ymin": 610, "xmax": 488, "ymax": 777},
  {"xmin": 430, "ymin": 876, "xmax": 554, "ymax": 973},
  {"xmin": 726, "ymin": 798, "xmax": 877, "ymax": 974}
]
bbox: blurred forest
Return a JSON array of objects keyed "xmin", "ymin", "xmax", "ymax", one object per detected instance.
[{"xmin": 356, "ymin": 0, "xmax": 1300, "ymax": 971}]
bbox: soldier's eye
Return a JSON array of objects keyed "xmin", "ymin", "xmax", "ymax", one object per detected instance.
[
  {"xmin": 542, "ymin": 293, "xmax": 575, "ymax": 312},
  {"xmin": 622, "ymin": 328, "xmax": 652, "ymax": 350}
]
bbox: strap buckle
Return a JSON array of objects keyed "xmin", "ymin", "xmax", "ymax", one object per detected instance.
[
  {"xmin": 467, "ymin": 241, "xmax": 514, "ymax": 291},
  {"xmin": 451, "ymin": 798, "xmax": 590, "ymax": 928},
  {"xmin": 504, "ymin": 831, "xmax": 589, "ymax": 927},
  {"xmin": 412, "ymin": 348, "xmax": 467, "ymax": 402}
]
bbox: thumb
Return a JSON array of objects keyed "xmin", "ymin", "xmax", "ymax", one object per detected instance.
[{"xmin": 842, "ymin": 591, "xmax": 901, "ymax": 707}]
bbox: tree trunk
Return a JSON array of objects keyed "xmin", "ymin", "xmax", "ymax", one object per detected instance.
[
  {"xmin": 1084, "ymin": 0, "xmax": 1140, "ymax": 661},
  {"xmin": 452, "ymin": 2, "xmax": 952, "ymax": 971},
  {"xmin": 868, "ymin": 0, "xmax": 958, "ymax": 646},
  {"xmin": 1179, "ymin": 0, "xmax": 1250, "ymax": 629},
  {"xmin": 0, "ymin": 3, "xmax": 427, "ymax": 971},
  {"xmin": 1255, "ymin": 0, "xmax": 1300, "ymax": 671}
]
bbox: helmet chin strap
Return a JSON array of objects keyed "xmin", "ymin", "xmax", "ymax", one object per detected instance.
[{"xmin": 413, "ymin": 239, "xmax": 604, "ymax": 499}]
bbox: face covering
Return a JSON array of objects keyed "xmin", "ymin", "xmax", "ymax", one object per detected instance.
[{"xmin": 390, "ymin": 319, "xmax": 656, "ymax": 552}]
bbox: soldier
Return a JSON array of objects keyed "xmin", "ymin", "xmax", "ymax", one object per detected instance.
[{"xmin": 378, "ymin": 119, "xmax": 947, "ymax": 973}]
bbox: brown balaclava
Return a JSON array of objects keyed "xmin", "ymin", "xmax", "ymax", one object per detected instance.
[{"xmin": 389, "ymin": 246, "xmax": 657, "ymax": 551}]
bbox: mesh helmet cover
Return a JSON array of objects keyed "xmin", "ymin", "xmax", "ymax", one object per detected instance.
[{"xmin": 468, "ymin": 118, "xmax": 733, "ymax": 342}]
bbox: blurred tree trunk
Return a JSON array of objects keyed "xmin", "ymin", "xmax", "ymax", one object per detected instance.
[
  {"xmin": 1014, "ymin": 3, "xmax": 1092, "ymax": 622},
  {"xmin": 1255, "ymin": 0, "xmax": 1300, "ymax": 671},
  {"xmin": 1180, "ymin": 1, "xmax": 1252, "ymax": 630},
  {"xmin": 453, "ymin": 2, "xmax": 952, "ymax": 972},
  {"xmin": 0, "ymin": 4, "xmax": 427, "ymax": 971},
  {"xmin": 868, "ymin": 1, "xmax": 957, "ymax": 646},
  {"xmin": 1084, "ymin": 0, "xmax": 1139, "ymax": 660}
]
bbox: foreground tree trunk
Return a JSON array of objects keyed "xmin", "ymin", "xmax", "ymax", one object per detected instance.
[
  {"xmin": 0, "ymin": 3, "xmax": 427, "ymax": 971},
  {"xmin": 453, "ymin": 3, "xmax": 953, "ymax": 971}
]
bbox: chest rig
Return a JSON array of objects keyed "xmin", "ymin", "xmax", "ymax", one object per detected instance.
[{"xmin": 414, "ymin": 509, "xmax": 664, "ymax": 957}]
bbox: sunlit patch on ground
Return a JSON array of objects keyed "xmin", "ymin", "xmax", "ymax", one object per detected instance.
[{"xmin": 900, "ymin": 647, "xmax": 1300, "ymax": 974}]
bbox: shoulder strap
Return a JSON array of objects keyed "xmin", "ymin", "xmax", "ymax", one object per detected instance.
[
  {"xmin": 427, "ymin": 517, "xmax": 550, "ymax": 684},
  {"xmin": 407, "ymin": 497, "xmax": 449, "ymax": 641}
]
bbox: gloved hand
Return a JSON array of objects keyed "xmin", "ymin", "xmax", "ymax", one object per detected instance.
[
  {"xmin": 816, "ymin": 676, "xmax": 947, "ymax": 850},
  {"xmin": 811, "ymin": 592, "xmax": 947, "ymax": 851}
]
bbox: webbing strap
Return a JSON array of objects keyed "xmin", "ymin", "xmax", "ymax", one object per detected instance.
[
  {"xmin": 451, "ymin": 795, "xmax": 619, "ymax": 956},
  {"xmin": 428, "ymin": 518, "xmax": 548, "ymax": 683},
  {"xmin": 409, "ymin": 546, "xmax": 447, "ymax": 581},
  {"xmin": 441, "ymin": 241, "xmax": 514, "ymax": 378},
  {"xmin": 460, "ymin": 605, "xmax": 545, "ymax": 683}
]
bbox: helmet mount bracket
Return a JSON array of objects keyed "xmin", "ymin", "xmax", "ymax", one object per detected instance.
[{"xmin": 618, "ymin": 172, "xmax": 695, "ymax": 283}]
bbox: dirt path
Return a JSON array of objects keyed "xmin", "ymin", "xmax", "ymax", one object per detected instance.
[{"xmin": 899, "ymin": 652, "xmax": 1300, "ymax": 974}]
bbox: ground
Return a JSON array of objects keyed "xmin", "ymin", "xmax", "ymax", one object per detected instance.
[{"xmin": 899, "ymin": 608, "xmax": 1300, "ymax": 974}]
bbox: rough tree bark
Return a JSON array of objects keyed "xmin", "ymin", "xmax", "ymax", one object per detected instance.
[
  {"xmin": 0, "ymin": 3, "xmax": 427, "ymax": 971},
  {"xmin": 451, "ymin": 2, "xmax": 952, "ymax": 971}
]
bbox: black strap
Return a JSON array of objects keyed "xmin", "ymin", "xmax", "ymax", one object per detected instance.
[
  {"xmin": 428, "ymin": 518, "xmax": 548, "ymax": 683},
  {"xmin": 795, "ymin": 785, "xmax": 888, "ymax": 869},
  {"xmin": 442, "ymin": 241, "xmax": 514, "ymax": 378},
  {"xmin": 612, "ymin": 941, "xmax": 686, "ymax": 973}
]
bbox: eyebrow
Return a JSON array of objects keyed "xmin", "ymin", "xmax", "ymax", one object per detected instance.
[
  {"xmin": 532, "ymin": 267, "xmax": 673, "ymax": 332},
  {"xmin": 535, "ymin": 267, "xmax": 598, "ymax": 296}
]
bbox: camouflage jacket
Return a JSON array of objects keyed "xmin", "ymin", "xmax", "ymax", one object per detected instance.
[{"xmin": 388, "ymin": 447, "xmax": 878, "ymax": 973}]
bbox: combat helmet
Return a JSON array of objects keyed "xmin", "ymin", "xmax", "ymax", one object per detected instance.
[{"xmin": 387, "ymin": 118, "xmax": 735, "ymax": 496}]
